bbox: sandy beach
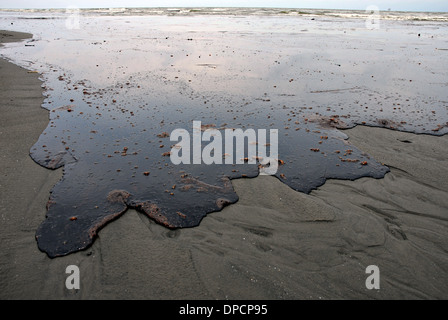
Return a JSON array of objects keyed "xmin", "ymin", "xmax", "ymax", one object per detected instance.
[{"xmin": 1, "ymin": 26, "xmax": 447, "ymax": 301}]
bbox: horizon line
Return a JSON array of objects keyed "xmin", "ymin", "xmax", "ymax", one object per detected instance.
[{"xmin": 0, "ymin": 6, "xmax": 447, "ymax": 13}]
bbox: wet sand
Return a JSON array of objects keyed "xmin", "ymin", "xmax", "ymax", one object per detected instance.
[{"xmin": 1, "ymin": 30, "xmax": 447, "ymax": 300}]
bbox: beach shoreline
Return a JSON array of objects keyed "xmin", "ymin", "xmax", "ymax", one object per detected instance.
[{"xmin": 1, "ymin": 29, "xmax": 447, "ymax": 300}]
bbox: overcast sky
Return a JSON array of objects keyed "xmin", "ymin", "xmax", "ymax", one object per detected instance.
[{"xmin": 1, "ymin": 1, "xmax": 447, "ymax": 12}]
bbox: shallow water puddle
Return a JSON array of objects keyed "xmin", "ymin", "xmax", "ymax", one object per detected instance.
[{"xmin": 0, "ymin": 11, "xmax": 446, "ymax": 257}]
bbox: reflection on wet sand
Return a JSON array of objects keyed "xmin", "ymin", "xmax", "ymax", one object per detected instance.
[{"xmin": 1, "ymin": 10, "xmax": 446, "ymax": 257}]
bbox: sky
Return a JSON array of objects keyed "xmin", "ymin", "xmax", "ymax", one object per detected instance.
[{"xmin": 0, "ymin": 0, "xmax": 447, "ymax": 12}]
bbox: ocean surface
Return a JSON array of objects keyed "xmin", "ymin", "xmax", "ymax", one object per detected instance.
[
  {"xmin": 0, "ymin": 8, "xmax": 447, "ymax": 257},
  {"xmin": 1, "ymin": 7, "xmax": 448, "ymax": 21}
]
